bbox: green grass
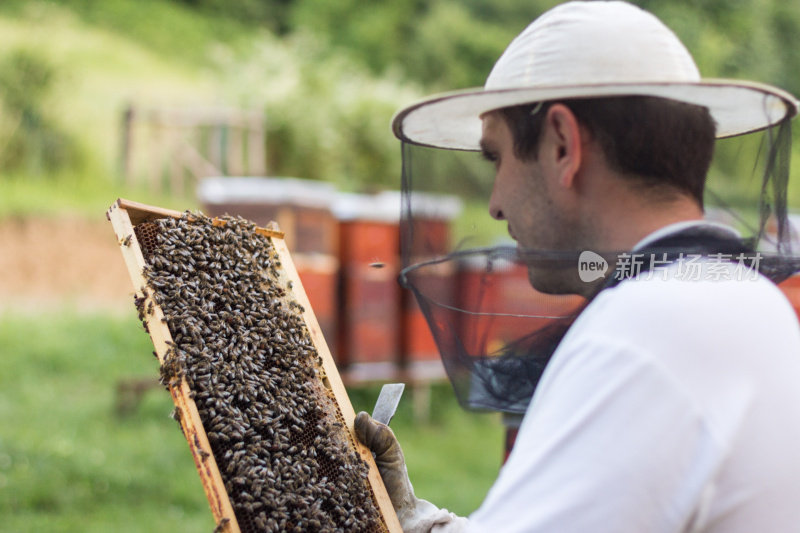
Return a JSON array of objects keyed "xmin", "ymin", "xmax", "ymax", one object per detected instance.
[
  {"xmin": 0, "ymin": 310, "xmax": 214, "ymax": 532},
  {"xmin": 0, "ymin": 310, "xmax": 502, "ymax": 531},
  {"xmin": 0, "ymin": 171, "xmax": 198, "ymax": 220}
]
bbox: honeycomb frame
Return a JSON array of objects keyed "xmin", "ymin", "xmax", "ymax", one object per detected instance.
[{"xmin": 107, "ymin": 198, "xmax": 402, "ymax": 533}]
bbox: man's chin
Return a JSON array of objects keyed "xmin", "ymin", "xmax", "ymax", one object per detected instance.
[{"xmin": 527, "ymin": 267, "xmax": 584, "ymax": 296}]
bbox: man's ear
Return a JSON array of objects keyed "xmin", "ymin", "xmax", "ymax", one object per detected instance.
[{"xmin": 540, "ymin": 104, "xmax": 583, "ymax": 189}]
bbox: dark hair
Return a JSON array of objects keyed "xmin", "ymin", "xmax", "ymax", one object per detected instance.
[{"xmin": 496, "ymin": 96, "xmax": 717, "ymax": 205}]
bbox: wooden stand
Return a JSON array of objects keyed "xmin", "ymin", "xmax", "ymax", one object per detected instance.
[{"xmin": 106, "ymin": 198, "xmax": 401, "ymax": 533}]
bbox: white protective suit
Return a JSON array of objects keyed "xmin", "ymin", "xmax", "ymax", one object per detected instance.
[{"xmin": 376, "ymin": 223, "xmax": 800, "ymax": 533}]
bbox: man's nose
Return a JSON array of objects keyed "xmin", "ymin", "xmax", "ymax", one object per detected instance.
[{"xmin": 488, "ymin": 183, "xmax": 505, "ymax": 220}]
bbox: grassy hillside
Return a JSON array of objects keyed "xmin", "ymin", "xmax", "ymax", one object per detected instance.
[
  {"xmin": 1, "ymin": 0, "xmax": 799, "ymax": 221},
  {"xmin": 0, "ymin": 1, "xmax": 224, "ymax": 216},
  {"xmin": 0, "ymin": 0, "xmax": 424, "ymax": 220}
]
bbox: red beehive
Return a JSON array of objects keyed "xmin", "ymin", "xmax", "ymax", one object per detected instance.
[
  {"xmin": 334, "ymin": 193, "xmax": 401, "ymax": 369},
  {"xmin": 294, "ymin": 253, "xmax": 340, "ymax": 359},
  {"xmin": 197, "ymin": 177, "xmax": 339, "ymax": 255},
  {"xmin": 457, "ymin": 257, "xmax": 584, "ymax": 357},
  {"xmin": 378, "ymin": 191, "xmax": 463, "ymax": 368}
]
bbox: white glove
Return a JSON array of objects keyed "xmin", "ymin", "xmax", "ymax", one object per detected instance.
[{"xmin": 354, "ymin": 411, "xmax": 469, "ymax": 532}]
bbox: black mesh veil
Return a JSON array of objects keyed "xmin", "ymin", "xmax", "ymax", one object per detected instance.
[{"xmin": 398, "ymin": 110, "xmax": 799, "ymax": 414}]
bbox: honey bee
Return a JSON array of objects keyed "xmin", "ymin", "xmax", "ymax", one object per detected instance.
[
  {"xmin": 369, "ymin": 256, "xmax": 386, "ymax": 269},
  {"xmin": 212, "ymin": 517, "xmax": 230, "ymax": 533}
]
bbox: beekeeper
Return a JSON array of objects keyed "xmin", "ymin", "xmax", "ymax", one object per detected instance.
[{"xmin": 355, "ymin": 2, "xmax": 800, "ymax": 532}]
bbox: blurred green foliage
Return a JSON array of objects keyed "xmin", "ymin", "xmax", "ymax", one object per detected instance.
[
  {"xmin": 288, "ymin": 0, "xmax": 543, "ymax": 90},
  {"xmin": 0, "ymin": 0, "xmax": 799, "ymax": 202},
  {"xmin": 0, "ymin": 0, "xmax": 257, "ymax": 66},
  {"xmin": 200, "ymin": 0, "xmax": 800, "ymax": 98},
  {"xmin": 287, "ymin": 0, "xmax": 800, "ymax": 207},
  {"xmin": 0, "ymin": 48, "xmax": 85, "ymax": 175}
]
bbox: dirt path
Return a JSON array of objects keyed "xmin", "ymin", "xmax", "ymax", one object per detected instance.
[{"xmin": 0, "ymin": 216, "xmax": 132, "ymax": 312}]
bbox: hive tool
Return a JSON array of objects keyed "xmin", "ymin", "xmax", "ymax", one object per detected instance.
[{"xmin": 371, "ymin": 383, "xmax": 405, "ymax": 426}]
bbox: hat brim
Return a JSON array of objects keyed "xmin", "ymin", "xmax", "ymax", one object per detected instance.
[{"xmin": 392, "ymin": 80, "xmax": 799, "ymax": 151}]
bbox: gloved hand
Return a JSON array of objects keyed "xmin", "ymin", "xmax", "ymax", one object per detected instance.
[
  {"xmin": 354, "ymin": 411, "xmax": 417, "ymax": 518},
  {"xmin": 354, "ymin": 411, "xmax": 468, "ymax": 533}
]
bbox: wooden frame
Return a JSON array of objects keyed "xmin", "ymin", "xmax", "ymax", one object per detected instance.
[
  {"xmin": 106, "ymin": 198, "xmax": 401, "ymax": 532},
  {"xmin": 120, "ymin": 106, "xmax": 267, "ymax": 194}
]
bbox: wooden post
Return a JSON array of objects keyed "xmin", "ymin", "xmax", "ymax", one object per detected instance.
[
  {"xmin": 121, "ymin": 107, "xmax": 267, "ymax": 189},
  {"xmin": 119, "ymin": 104, "xmax": 135, "ymax": 184},
  {"xmin": 412, "ymin": 382, "xmax": 432, "ymax": 424},
  {"xmin": 247, "ymin": 114, "xmax": 266, "ymax": 176},
  {"xmin": 148, "ymin": 112, "xmax": 163, "ymax": 194},
  {"xmin": 209, "ymin": 125, "xmax": 223, "ymax": 173},
  {"xmin": 228, "ymin": 126, "xmax": 243, "ymax": 176},
  {"xmin": 167, "ymin": 125, "xmax": 184, "ymax": 195}
]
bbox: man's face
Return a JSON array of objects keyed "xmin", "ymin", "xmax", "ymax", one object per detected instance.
[{"xmin": 481, "ymin": 111, "xmax": 578, "ymax": 293}]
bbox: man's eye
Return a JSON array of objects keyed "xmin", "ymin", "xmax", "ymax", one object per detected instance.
[{"xmin": 481, "ymin": 150, "xmax": 498, "ymax": 163}]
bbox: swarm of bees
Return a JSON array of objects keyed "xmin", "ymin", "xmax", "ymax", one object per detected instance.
[{"xmin": 134, "ymin": 213, "xmax": 386, "ymax": 533}]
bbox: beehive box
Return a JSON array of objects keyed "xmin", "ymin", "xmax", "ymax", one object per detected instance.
[{"xmin": 106, "ymin": 199, "xmax": 401, "ymax": 533}]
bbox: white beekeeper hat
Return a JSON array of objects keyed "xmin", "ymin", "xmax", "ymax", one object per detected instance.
[{"xmin": 392, "ymin": 0, "xmax": 799, "ymax": 151}]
